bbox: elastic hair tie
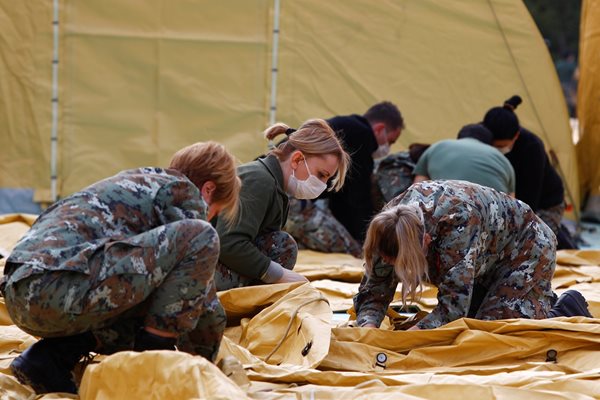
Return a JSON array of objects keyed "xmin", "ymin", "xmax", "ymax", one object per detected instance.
[{"xmin": 285, "ymin": 128, "xmax": 297, "ymax": 136}]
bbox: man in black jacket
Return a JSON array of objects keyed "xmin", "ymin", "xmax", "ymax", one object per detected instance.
[{"xmin": 327, "ymin": 101, "xmax": 404, "ymax": 243}]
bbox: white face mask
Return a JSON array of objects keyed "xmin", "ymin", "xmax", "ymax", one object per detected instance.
[
  {"xmin": 372, "ymin": 143, "xmax": 390, "ymax": 159},
  {"xmin": 497, "ymin": 145, "xmax": 512, "ymax": 155},
  {"xmin": 287, "ymin": 157, "xmax": 327, "ymax": 199}
]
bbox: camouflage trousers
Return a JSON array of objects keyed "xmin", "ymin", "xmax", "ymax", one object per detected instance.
[
  {"xmin": 536, "ymin": 201, "xmax": 565, "ymax": 237},
  {"xmin": 214, "ymin": 230, "xmax": 297, "ymax": 291},
  {"xmin": 285, "ymin": 198, "xmax": 362, "ymax": 258},
  {"xmin": 468, "ymin": 221, "xmax": 557, "ymax": 321},
  {"xmin": 3, "ymin": 219, "xmax": 225, "ymax": 360}
]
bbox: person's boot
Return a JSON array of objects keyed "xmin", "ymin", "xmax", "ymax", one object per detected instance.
[
  {"xmin": 133, "ymin": 329, "xmax": 177, "ymax": 351},
  {"xmin": 10, "ymin": 331, "xmax": 96, "ymax": 394},
  {"xmin": 547, "ymin": 290, "xmax": 593, "ymax": 318}
]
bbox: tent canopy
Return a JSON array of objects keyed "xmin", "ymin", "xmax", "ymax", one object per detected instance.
[
  {"xmin": 577, "ymin": 0, "xmax": 600, "ymax": 219},
  {"xmin": 0, "ymin": 0, "xmax": 578, "ymax": 211}
]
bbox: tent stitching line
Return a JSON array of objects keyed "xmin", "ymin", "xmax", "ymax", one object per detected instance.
[
  {"xmin": 487, "ymin": 0, "xmax": 577, "ymax": 219},
  {"xmin": 486, "ymin": 0, "xmax": 549, "ymax": 144}
]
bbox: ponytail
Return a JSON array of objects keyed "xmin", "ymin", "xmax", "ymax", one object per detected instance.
[
  {"xmin": 264, "ymin": 123, "xmax": 290, "ymax": 141},
  {"xmin": 503, "ymin": 95, "xmax": 522, "ymax": 111}
]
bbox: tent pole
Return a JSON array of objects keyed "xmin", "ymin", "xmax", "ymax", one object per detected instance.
[
  {"xmin": 50, "ymin": 0, "xmax": 60, "ymax": 202},
  {"xmin": 268, "ymin": 0, "xmax": 281, "ymax": 149}
]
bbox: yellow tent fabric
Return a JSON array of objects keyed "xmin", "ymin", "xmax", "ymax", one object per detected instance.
[
  {"xmin": 0, "ymin": 214, "xmax": 37, "ymax": 258},
  {"xmin": 79, "ymin": 351, "xmax": 248, "ymax": 400},
  {"xmin": 0, "ymin": 0, "xmax": 579, "ymax": 214},
  {"xmin": 237, "ymin": 283, "xmax": 331, "ymax": 368},
  {"xmin": 1, "ymin": 215, "xmax": 599, "ymax": 399},
  {"xmin": 577, "ymin": 0, "xmax": 600, "ymax": 208}
]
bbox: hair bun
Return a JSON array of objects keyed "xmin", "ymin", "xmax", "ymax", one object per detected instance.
[{"xmin": 503, "ymin": 95, "xmax": 522, "ymax": 110}]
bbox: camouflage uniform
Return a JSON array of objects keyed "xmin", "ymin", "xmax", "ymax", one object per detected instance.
[
  {"xmin": 372, "ymin": 152, "xmax": 415, "ymax": 211},
  {"xmin": 0, "ymin": 168, "xmax": 225, "ymax": 360},
  {"xmin": 354, "ymin": 180, "xmax": 557, "ymax": 330},
  {"xmin": 285, "ymin": 198, "xmax": 362, "ymax": 258},
  {"xmin": 536, "ymin": 201, "xmax": 565, "ymax": 238},
  {"xmin": 214, "ymin": 230, "xmax": 298, "ymax": 290}
]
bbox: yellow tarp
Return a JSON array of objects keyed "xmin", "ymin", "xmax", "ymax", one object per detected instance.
[
  {"xmin": 0, "ymin": 215, "xmax": 599, "ymax": 398},
  {"xmin": 0, "ymin": 214, "xmax": 37, "ymax": 259},
  {"xmin": 0, "ymin": 0, "xmax": 579, "ymax": 214}
]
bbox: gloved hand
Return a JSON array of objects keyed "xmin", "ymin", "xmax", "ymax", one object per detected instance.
[
  {"xmin": 276, "ymin": 268, "xmax": 308, "ymax": 284},
  {"xmin": 261, "ymin": 260, "xmax": 309, "ymax": 284}
]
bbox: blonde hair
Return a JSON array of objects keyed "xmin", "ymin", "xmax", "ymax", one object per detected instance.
[
  {"xmin": 263, "ymin": 119, "xmax": 350, "ymax": 192},
  {"xmin": 169, "ymin": 141, "xmax": 241, "ymax": 223},
  {"xmin": 363, "ymin": 204, "xmax": 429, "ymax": 305}
]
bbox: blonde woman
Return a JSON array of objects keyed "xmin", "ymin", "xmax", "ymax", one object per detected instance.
[
  {"xmin": 355, "ymin": 180, "xmax": 592, "ymax": 331},
  {"xmin": 215, "ymin": 119, "xmax": 350, "ymax": 290},
  {"xmin": 3, "ymin": 142, "xmax": 240, "ymax": 394}
]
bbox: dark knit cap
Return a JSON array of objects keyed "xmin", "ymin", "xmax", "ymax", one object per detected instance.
[{"xmin": 457, "ymin": 123, "xmax": 494, "ymax": 145}]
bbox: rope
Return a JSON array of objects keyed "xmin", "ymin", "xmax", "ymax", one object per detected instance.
[{"xmin": 263, "ymin": 296, "xmax": 330, "ymax": 363}]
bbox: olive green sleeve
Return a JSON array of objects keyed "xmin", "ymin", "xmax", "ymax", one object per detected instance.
[{"xmin": 215, "ymin": 171, "xmax": 274, "ymax": 280}]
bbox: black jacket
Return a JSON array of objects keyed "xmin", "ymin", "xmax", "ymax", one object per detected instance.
[
  {"xmin": 506, "ymin": 128, "xmax": 564, "ymax": 211},
  {"xmin": 326, "ymin": 114, "xmax": 378, "ymax": 242}
]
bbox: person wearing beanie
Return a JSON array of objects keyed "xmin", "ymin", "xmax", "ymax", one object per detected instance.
[{"xmin": 413, "ymin": 123, "xmax": 515, "ymax": 195}]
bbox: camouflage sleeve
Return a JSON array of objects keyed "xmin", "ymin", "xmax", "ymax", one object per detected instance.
[
  {"xmin": 154, "ymin": 180, "xmax": 207, "ymax": 224},
  {"xmin": 353, "ymin": 259, "xmax": 398, "ymax": 327},
  {"xmin": 417, "ymin": 210, "xmax": 482, "ymax": 329}
]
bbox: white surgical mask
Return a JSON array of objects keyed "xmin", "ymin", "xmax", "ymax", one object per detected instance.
[
  {"xmin": 497, "ymin": 146, "xmax": 512, "ymax": 155},
  {"xmin": 372, "ymin": 143, "xmax": 390, "ymax": 159},
  {"xmin": 287, "ymin": 157, "xmax": 327, "ymax": 199}
]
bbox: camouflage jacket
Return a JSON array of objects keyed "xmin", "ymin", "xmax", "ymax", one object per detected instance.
[
  {"xmin": 6, "ymin": 168, "xmax": 207, "ymax": 281},
  {"xmin": 372, "ymin": 151, "xmax": 415, "ymax": 211},
  {"xmin": 354, "ymin": 180, "xmax": 551, "ymax": 329}
]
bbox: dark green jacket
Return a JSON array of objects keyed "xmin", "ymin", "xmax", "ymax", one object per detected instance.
[{"xmin": 215, "ymin": 155, "xmax": 289, "ymax": 279}]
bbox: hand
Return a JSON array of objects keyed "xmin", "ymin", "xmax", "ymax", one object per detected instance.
[
  {"xmin": 362, "ymin": 323, "xmax": 378, "ymax": 328},
  {"xmin": 276, "ymin": 269, "xmax": 309, "ymax": 284}
]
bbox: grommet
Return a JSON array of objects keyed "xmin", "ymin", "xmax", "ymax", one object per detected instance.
[
  {"xmin": 301, "ymin": 340, "xmax": 313, "ymax": 357},
  {"xmin": 375, "ymin": 352, "xmax": 387, "ymax": 369},
  {"xmin": 546, "ymin": 349, "xmax": 558, "ymax": 363}
]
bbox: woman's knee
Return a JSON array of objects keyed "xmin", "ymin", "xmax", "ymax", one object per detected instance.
[
  {"xmin": 255, "ymin": 231, "xmax": 298, "ymax": 270},
  {"xmin": 170, "ymin": 219, "xmax": 220, "ymax": 260}
]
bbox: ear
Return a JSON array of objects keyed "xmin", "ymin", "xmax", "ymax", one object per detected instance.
[
  {"xmin": 372, "ymin": 122, "xmax": 387, "ymax": 144},
  {"xmin": 201, "ymin": 181, "xmax": 216, "ymax": 204},
  {"xmin": 289, "ymin": 150, "xmax": 304, "ymax": 170}
]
